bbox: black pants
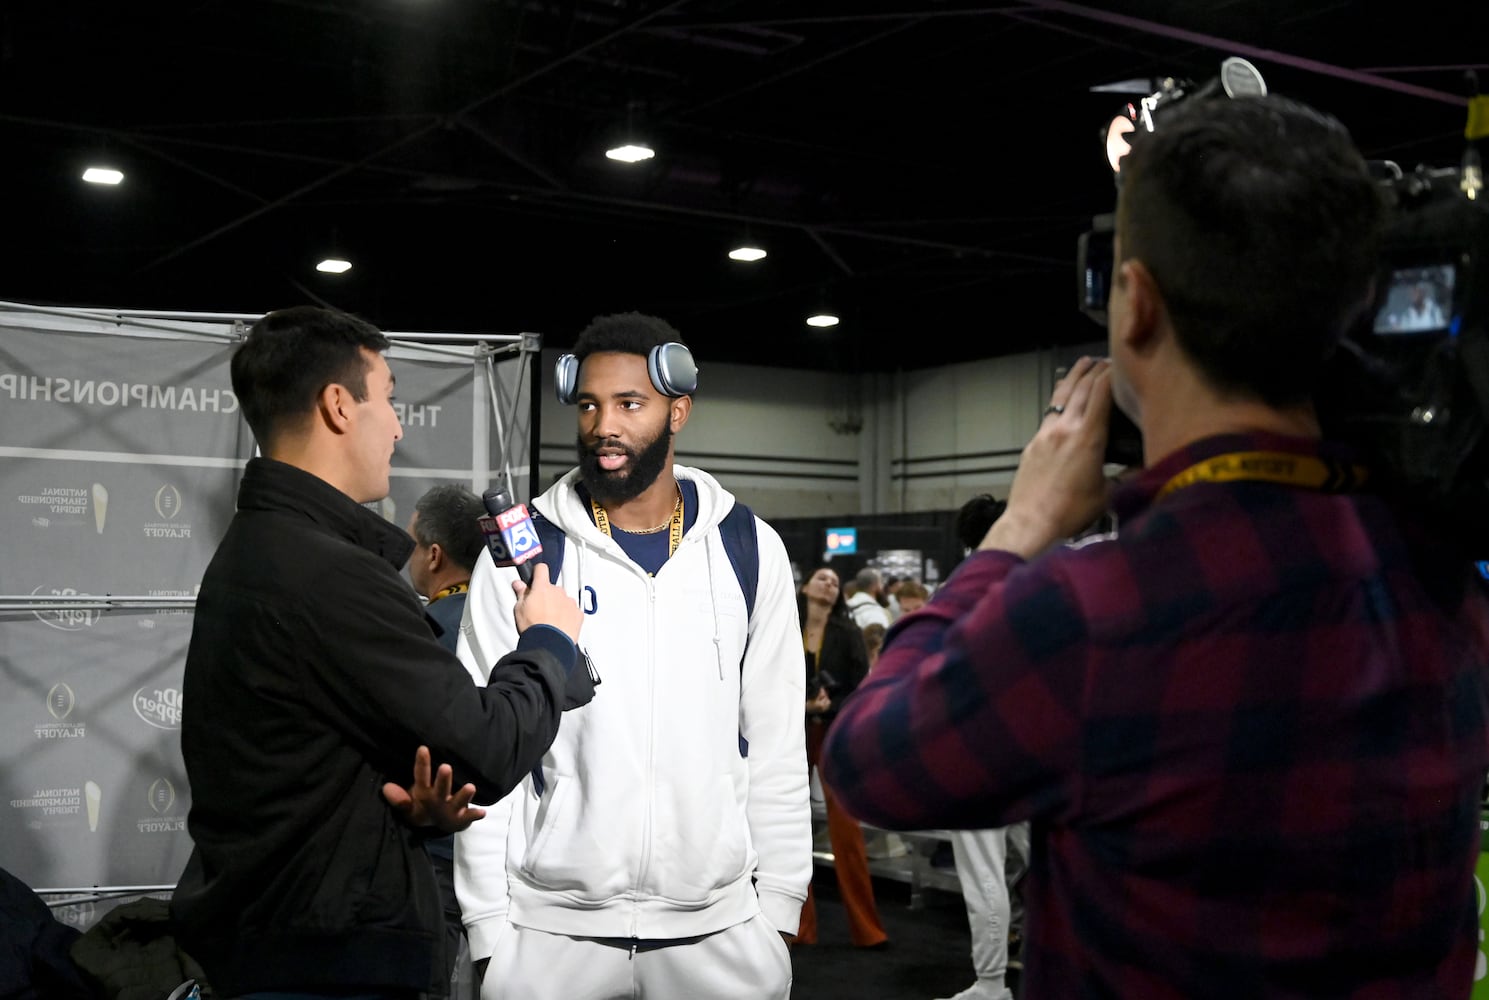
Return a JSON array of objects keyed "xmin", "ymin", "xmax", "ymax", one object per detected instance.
[{"xmin": 429, "ymin": 847, "xmax": 466, "ymax": 988}]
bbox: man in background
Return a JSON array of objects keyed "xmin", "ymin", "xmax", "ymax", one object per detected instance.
[
  {"xmin": 846, "ymin": 567, "xmax": 891, "ymax": 630},
  {"xmin": 407, "ymin": 482, "xmax": 491, "ymax": 996},
  {"xmin": 408, "ymin": 483, "xmax": 486, "ymax": 653},
  {"xmin": 823, "ymin": 95, "xmax": 1489, "ymax": 996}
]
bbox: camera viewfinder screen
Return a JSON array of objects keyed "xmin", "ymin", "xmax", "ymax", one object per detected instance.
[{"xmin": 1372, "ymin": 264, "xmax": 1454, "ymax": 335}]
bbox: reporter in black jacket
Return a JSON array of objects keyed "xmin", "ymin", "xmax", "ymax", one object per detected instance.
[{"xmin": 170, "ymin": 306, "xmax": 586, "ymax": 999}]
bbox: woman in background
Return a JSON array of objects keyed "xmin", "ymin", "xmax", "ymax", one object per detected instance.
[{"xmin": 796, "ymin": 566, "xmax": 889, "ymax": 949}]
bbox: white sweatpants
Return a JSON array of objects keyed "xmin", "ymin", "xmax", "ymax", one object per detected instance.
[
  {"xmin": 480, "ymin": 913, "xmax": 793, "ymax": 1000},
  {"xmin": 950, "ymin": 823, "xmax": 1029, "ymax": 985}
]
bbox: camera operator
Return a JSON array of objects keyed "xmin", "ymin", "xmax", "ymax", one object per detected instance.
[{"xmin": 821, "ymin": 93, "xmax": 1489, "ymax": 998}]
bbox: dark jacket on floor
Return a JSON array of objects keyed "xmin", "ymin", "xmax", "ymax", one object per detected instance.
[
  {"xmin": 69, "ymin": 897, "xmax": 211, "ymax": 1000},
  {"xmin": 171, "ymin": 458, "xmax": 576, "ymax": 997},
  {"xmin": 0, "ymin": 866, "xmax": 92, "ymax": 1000}
]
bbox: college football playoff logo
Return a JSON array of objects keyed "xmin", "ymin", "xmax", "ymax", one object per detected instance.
[
  {"xmin": 147, "ymin": 778, "xmax": 176, "ymax": 815},
  {"xmin": 154, "ymin": 484, "xmax": 183, "ymax": 520},
  {"xmin": 47, "ymin": 683, "xmax": 75, "ymax": 721}
]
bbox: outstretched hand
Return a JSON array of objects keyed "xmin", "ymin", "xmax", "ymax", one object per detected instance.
[{"xmin": 382, "ymin": 745, "xmax": 487, "ymax": 833}]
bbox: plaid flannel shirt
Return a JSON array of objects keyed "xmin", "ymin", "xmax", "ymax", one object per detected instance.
[{"xmin": 822, "ymin": 432, "xmax": 1489, "ymax": 999}]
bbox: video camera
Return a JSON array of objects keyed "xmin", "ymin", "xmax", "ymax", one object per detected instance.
[
  {"xmin": 1075, "ymin": 63, "xmax": 1489, "ymax": 557},
  {"xmin": 1315, "ymin": 161, "xmax": 1489, "ymax": 525}
]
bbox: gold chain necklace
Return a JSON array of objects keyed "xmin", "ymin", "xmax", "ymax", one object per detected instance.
[
  {"xmin": 618, "ymin": 518, "xmax": 671, "ymax": 534},
  {"xmin": 615, "ymin": 496, "xmax": 677, "ymax": 534},
  {"xmin": 591, "ymin": 485, "xmax": 685, "ymax": 568},
  {"xmin": 592, "ymin": 486, "xmax": 683, "ymax": 536}
]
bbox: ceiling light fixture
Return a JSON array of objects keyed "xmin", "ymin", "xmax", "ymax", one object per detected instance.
[
  {"xmin": 806, "ymin": 312, "xmax": 839, "ymax": 328},
  {"xmin": 606, "ymin": 98, "xmax": 655, "ymax": 164},
  {"xmin": 728, "ymin": 244, "xmax": 767, "ymax": 262},
  {"xmin": 316, "ymin": 258, "xmax": 352, "ymax": 274},
  {"xmin": 605, "ymin": 143, "xmax": 655, "ymax": 163},
  {"xmin": 82, "ymin": 167, "xmax": 124, "ymax": 185}
]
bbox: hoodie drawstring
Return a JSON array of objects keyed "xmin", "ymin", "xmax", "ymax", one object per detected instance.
[{"xmin": 703, "ymin": 537, "xmax": 724, "ymax": 680}]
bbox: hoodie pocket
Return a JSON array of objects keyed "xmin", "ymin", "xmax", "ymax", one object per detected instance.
[
  {"xmin": 647, "ymin": 773, "xmax": 749, "ymax": 903},
  {"xmin": 518, "ymin": 772, "xmax": 634, "ymax": 898}
]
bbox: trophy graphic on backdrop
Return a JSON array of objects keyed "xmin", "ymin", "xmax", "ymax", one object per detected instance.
[
  {"xmin": 92, "ymin": 483, "xmax": 108, "ymax": 534},
  {"xmin": 85, "ymin": 780, "xmax": 102, "ymax": 832}
]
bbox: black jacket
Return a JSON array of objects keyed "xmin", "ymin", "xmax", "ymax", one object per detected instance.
[
  {"xmin": 804, "ymin": 607, "xmax": 870, "ymax": 724},
  {"xmin": 171, "ymin": 458, "xmax": 574, "ymax": 997}
]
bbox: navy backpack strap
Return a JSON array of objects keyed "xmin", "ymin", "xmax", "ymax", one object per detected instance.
[
  {"xmin": 718, "ymin": 500, "xmax": 760, "ymax": 758},
  {"xmin": 719, "ymin": 500, "xmax": 759, "ymax": 620},
  {"xmin": 531, "ymin": 509, "xmax": 565, "ymax": 580}
]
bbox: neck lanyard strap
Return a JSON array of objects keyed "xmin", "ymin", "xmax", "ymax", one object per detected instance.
[
  {"xmin": 429, "ymin": 582, "xmax": 469, "ymax": 603},
  {"xmin": 591, "ymin": 491, "xmax": 685, "ymax": 559},
  {"xmin": 1156, "ymin": 450, "xmax": 1368, "ymax": 501}
]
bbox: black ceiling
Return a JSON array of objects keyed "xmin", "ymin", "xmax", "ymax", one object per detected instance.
[{"xmin": 1, "ymin": 1, "xmax": 1483, "ymax": 372}]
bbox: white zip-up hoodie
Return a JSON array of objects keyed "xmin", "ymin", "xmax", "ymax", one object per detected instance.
[{"xmin": 453, "ymin": 465, "xmax": 811, "ymax": 960}]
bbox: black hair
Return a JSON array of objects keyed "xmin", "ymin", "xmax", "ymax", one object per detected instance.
[
  {"xmin": 572, "ymin": 311, "xmax": 686, "ymax": 363},
  {"xmin": 412, "ymin": 483, "xmax": 487, "ymax": 573},
  {"xmin": 231, "ymin": 306, "xmax": 390, "ymax": 446},
  {"xmin": 1117, "ymin": 94, "xmax": 1384, "ymax": 406},
  {"xmin": 956, "ymin": 493, "xmax": 1006, "ymax": 552},
  {"xmin": 798, "ymin": 565, "xmax": 853, "ymax": 622}
]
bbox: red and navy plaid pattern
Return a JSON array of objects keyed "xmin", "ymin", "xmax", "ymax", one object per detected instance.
[{"xmin": 822, "ymin": 432, "xmax": 1489, "ymax": 998}]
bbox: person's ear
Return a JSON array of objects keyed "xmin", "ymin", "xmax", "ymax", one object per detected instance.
[
  {"xmin": 426, "ymin": 542, "xmax": 445, "ymax": 574},
  {"xmin": 318, "ymin": 382, "xmax": 356, "ymax": 434},
  {"xmin": 669, "ymin": 394, "xmax": 692, "ymax": 433},
  {"xmin": 1114, "ymin": 258, "xmax": 1164, "ymax": 354}
]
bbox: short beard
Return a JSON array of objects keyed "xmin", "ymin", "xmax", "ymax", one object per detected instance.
[{"xmin": 577, "ymin": 420, "xmax": 673, "ymax": 506}]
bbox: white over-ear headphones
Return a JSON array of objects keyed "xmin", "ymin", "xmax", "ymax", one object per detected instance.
[{"xmin": 554, "ymin": 342, "xmax": 698, "ymax": 405}]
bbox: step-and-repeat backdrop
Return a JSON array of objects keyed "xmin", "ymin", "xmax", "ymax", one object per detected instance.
[{"xmin": 0, "ymin": 310, "xmax": 528, "ymax": 890}]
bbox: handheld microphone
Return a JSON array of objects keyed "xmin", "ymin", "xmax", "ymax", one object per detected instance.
[{"xmin": 480, "ymin": 488, "xmax": 544, "ymax": 586}]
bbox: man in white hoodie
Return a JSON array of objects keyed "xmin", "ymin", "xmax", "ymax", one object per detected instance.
[
  {"xmin": 454, "ymin": 312, "xmax": 811, "ymax": 1000},
  {"xmin": 846, "ymin": 567, "xmax": 891, "ymax": 630}
]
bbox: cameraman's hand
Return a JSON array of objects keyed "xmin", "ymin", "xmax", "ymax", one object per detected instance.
[
  {"xmin": 513, "ymin": 562, "xmax": 582, "ymax": 644},
  {"xmin": 985, "ymin": 356, "xmax": 1112, "ymax": 559}
]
